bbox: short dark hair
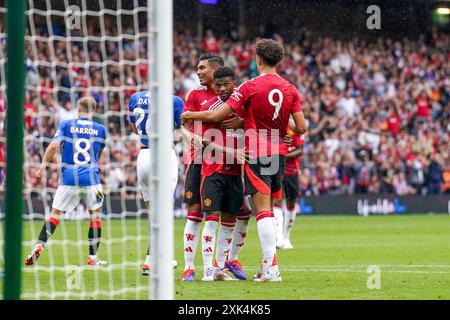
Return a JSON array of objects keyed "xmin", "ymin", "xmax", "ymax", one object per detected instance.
[
  {"xmin": 213, "ymin": 66, "xmax": 235, "ymax": 80},
  {"xmin": 255, "ymin": 39, "xmax": 285, "ymax": 67},
  {"xmin": 199, "ymin": 53, "xmax": 224, "ymax": 67}
]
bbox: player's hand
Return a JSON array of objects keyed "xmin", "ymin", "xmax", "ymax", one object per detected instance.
[
  {"xmin": 235, "ymin": 148, "xmax": 249, "ymax": 164},
  {"xmin": 35, "ymin": 168, "xmax": 44, "ymax": 185},
  {"xmin": 220, "ymin": 114, "xmax": 243, "ymax": 129},
  {"xmin": 181, "ymin": 111, "xmax": 192, "ymax": 125},
  {"xmin": 283, "ymin": 135, "xmax": 293, "ymax": 147},
  {"xmin": 191, "ymin": 134, "xmax": 203, "ymax": 150}
]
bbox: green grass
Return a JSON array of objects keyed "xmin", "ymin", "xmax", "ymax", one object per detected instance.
[{"xmin": 1, "ymin": 214, "xmax": 450, "ymax": 299}]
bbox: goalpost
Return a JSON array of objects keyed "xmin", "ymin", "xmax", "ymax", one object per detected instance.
[
  {"xmin": 1, "ymin": 0, "xmax": 174, "ymax": 300},
  {"xmin": 148, "ymin": 0, "xmax": 174, "ymax": 300}
]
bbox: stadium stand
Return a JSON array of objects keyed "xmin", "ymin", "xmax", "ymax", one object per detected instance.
[{"xmin": 0, "ymin": 25, "xmax": 449, "ymax": 202}]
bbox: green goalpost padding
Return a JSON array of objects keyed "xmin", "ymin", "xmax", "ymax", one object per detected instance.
[{"xmin": 4, "ymin": 0, "xmax": 25, "ymax": 300}]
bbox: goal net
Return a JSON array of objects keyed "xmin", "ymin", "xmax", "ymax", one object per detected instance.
[{"xmin": 0, "ymin": 0, "xmax": 164, "ymax": 299}]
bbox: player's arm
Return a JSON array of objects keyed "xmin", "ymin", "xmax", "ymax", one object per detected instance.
[
  {"xmin": 180, "ymin": 125, "xmax": 204, "ymax": 151},
  {"xmin": 98, "ymin": 147, "xmax": 104, "ymax": 159},
  {"xmin": 36, "ymin": 140, "xmax": 60, "ymax": 185},
  {"xmin": 36, "ymin": 121, "xmax": 66, "ymax": 185},
  {"xmin": 173, "ymin": 96, "xmax": 184, "ymax": 129},
  {"xmin": 289, "ymin": 88, "xmax": 308, "ymax": 134},
  {"xmin": 128, "ymin": 94, "xmax": 139, "ymax": 135},
  {"xmin": 286, "ymin": 145, "xmax": 303, "ymax": 160},
  {"xmin": 98, "ymin": 127, "xmax": 107, "ymax": 162},
  {"xmin": 290, "ymin": 111, "xmax": 307, "ymax": 134},
  {"xmin": 180, "ymin": 124, "xmax": 194, "ymax": 142},
  {"xmin": 219, "ymin": 113, "xmax": 244, "ymax": 129},
  {"xmin": 201, "ymin": 137, "xmax": 247, "ymax": 164},
  {"xmin": 183, "ymin": 83, "xmax": 248, "ymax": 124},
  {"xmin": 181, "ymin": 103, "xmax": 234, "ymax": 124},
  {"xmin": 130, "ymin": 123, "xmax": 138, "ymax": 134}
]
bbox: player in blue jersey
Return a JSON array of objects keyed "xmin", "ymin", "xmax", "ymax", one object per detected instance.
[
  {"xmin": 25, "ymin": 97, "xmax": 108, "ymax": 266},
  {"xmin": 128, "ymin": 91, "xmax": 184, "ymax": 275}
]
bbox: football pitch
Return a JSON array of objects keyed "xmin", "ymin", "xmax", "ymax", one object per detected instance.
[{"xmin": 2, "ymin": 214, "xmax": 450, "ymax": 300}]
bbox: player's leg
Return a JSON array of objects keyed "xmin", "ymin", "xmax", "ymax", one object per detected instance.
[
  {"xmin": 226, "ymin": 199, "xmax": 251, "ymax": 280},
  {"xmin": 200, "ymin": 212, "xmax": 219, "ymax": 281},
  {"xmin": 169, "ymin": 147, "xmax": 179, "ymax": 270},
  {"xmin": 199, "ymin": 173, "xmax": 223, "ymax": 281},
  {"xmin": 214, "ymin": 211, "xmax": 236, "ymax": 281},
  {"xmin": 244, "ymin": 157, "xmax": 280, "ymax": 282},
  {"xmin": 282, "ymin": 174, "xmax": 300, "ymax": 249},
  {"xmin": 25, "ymin": 208, "xmax": 63, "ymax": 265},
  {"xmin": 85, "ymin": 184, "xmax": 107, "ymax": 266},
  {"xmin": 214, "ymin": 176, "xmax": 243, "ymax": 281},
  {"xmin": 273, "ymin": 196, "xmax": 284, "ymax": 249},
  {"xmin": 142, "ymin": 147, "xmax": 179, "ymax": 275},
  {"xmin": 25, "ymin": 185, "xmax": 78, "ymax": 266},
  {"xmin": 182, "ymin": 164, "xmax": 203, "ymax": 281},
  {"xmin": 86, "ymin": 207, "xmax": 106, "ymax": 265}
]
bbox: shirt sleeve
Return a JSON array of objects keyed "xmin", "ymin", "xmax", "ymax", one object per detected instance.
[
  {"xmin": 291, "ymin": 87, "xmax": 302, "ymax": 113},
  {"xmin": 53, "ymin": 121, "xmax": 66, "ymax": 142},
  {"xmin": 227, "ymin": 81, "xmax": 250, "ymax": 112},
  {"xmin": 128, "ymin": 94, "xmax": 138, "ymax": 124},
  {"xmin": 182, "ymin": 89, "xmax": 197, "ymax": 112},
  {"xmin": 173, "ymin": 95, "xmax": 184, "ymax": 129}
]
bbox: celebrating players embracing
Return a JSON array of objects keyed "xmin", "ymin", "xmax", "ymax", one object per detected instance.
[{"xmin": 182, "ymin": 39, "xmax": 307, "ymax": 282}]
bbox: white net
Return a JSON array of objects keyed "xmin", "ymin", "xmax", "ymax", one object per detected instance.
[{"xmin": 0, "ymin": 0, "xmax": 158, "ymax": 299}]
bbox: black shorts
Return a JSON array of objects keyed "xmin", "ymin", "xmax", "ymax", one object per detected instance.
[
  {"xmin": 244, "ymin": 155, "xmax": 286, "ymax": 199},
  {"xmin": 184, "ymin": 163, "xmax": 202, "ymax": 205},
  {"xmin": 201, "ymin": 173, "xmax": 244, "ymax": 215},
  {"xmin": 282, "ymin": 174, "xmax": 299, "ymax": 202}
]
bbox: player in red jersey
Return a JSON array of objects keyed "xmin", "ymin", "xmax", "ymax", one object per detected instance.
[
  {"xmin": 182, "ymin": 39, "xmax": 307, "ymax": 282},
  {"xmin": 180, "ymin": 53, "xmax": 224, "ymax": 282},
  {"xmin": 196, "ymin": 67, "xmax": 245, "ymax": 281},
  {"xmin": 274, "ymin": 128, "xmax": 304, "ymax": 250}
]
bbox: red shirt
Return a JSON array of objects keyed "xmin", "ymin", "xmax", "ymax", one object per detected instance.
[
  {"xmin": 24, "ymin": 102, "xmax": 36, "ymax": 129},
  {"xmin": 416, "ymin": 96, "xmax": 430, "ymax": 118},
  {"xmin": 183, "ymin": 86, "xmax": 217, "ymax": 163},
  {"xmin": 202, "ymin": 37, "xmax": 219, "ymax": 53},
  {"xmin": 200, "ymin": 96, "xmax": 243, "ymax": 177},
  {"xmin": 285, "ymin": 133, "xmax": 304, "ymax": 176},
  {"xmin": 227, "ymin": 74, "xmax": 302, "ymax": 157},
  {"xmin": 387, "ymin": 113, "xmax": 400, "ymax": 135}
]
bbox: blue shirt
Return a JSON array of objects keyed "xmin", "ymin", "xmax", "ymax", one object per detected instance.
[
  {"xmin": 53, "ymin": 118, "xmax": 106, "ymax": 186},
  {"xmin": 128, "ymin": 91, "xmax": 184, "ymax": 147}
]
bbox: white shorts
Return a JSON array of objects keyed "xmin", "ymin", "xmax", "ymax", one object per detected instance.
[
  {"xmin": 137, "ymin": 148, "xmax": 178, "ymax": 202},
  {"xmin": 52, "ymin": 184, "xmax": 104, "ymax": 212}
]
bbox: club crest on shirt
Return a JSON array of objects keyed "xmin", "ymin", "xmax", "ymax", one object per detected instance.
[
  {"xmin": 203, "ymin": 198, "xmax": 212, "ymax": 207},
  {"xmin": 231, "ymin": 90, "xmax": 243, "ymax": 101},
  {"xmin": 185, "ymin": 191, "xmax": 193, "ymax": 199}
]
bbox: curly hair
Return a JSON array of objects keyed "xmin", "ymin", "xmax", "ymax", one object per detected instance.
[{"xmin": 255, "ymin": 39, "xmax": 285, "ymax": 67}]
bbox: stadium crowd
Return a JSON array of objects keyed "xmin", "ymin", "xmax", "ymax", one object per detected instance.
[{"xmin": 0, "ymin": 20, "xmax": 449, "ymax": 198}]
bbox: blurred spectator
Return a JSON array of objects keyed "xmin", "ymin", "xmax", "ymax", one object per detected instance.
[
  {"xmin": 426, "ymin": 154, "xmax": 443, "ymax": 195},
  {"xmin": 441, "ymin": 165, "xmax": 450, "ymax": 194},
  {"xmin": 393, "ymin": 173, "xmax": 415, "ymax": 195},
  {"xmin": 56, "ymin": 100, "xmax": 78, "ymax": 124}
]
